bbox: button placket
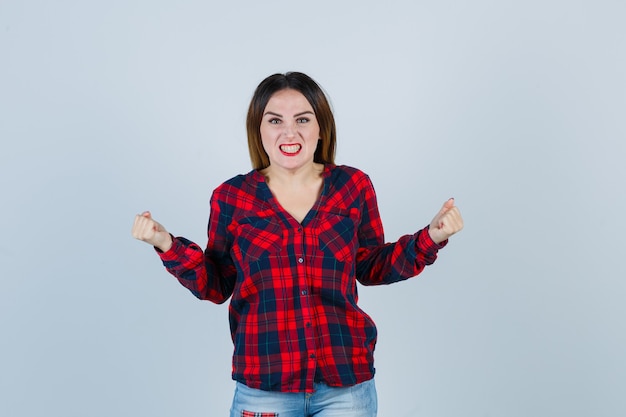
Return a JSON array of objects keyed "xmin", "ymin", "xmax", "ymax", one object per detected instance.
[{"xmin": 295, "ymin": 223, "xmax": 317, "ymax": 387}]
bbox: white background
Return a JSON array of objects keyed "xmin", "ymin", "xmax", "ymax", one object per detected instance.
[{"xmin": 1, "ymin": 1, "xmax": 625, "ymax": 416}]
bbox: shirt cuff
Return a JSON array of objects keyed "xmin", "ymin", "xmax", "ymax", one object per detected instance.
[
  {"xmin": 417, "ymin": 225, "xmax": 448, "ymax": 252},
  {"xmin": 154, "ymin": 234, "xmax": 182, "ymax": 261}
]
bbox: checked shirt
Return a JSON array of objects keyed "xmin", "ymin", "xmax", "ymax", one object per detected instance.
[{"xmin": 158, "ymin": 164, "xmax": 446, "ymax": 393}]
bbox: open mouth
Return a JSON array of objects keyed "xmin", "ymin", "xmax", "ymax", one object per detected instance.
[{"xmin": 279, "ymin": 144, "xmax": 302, "ymax": 155}]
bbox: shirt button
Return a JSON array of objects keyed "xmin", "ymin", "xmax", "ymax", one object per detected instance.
[
  {"xmin": 301, "ymin": 290, "xmax": 308, "ymax": 295},
  {"xmin": 310, "ymin": 353, "xmax": 316, "ymax": 359},
  {"xmin": 298, "ymin": 257, "xmax": 304, "ymax": 264},
  {"xmin": 306, "ymin": 322, "xmax": 312, "ymax": 328},
  {"xmin": 297, "ymin": 227, "xmax": 303, "ymax": 232}
]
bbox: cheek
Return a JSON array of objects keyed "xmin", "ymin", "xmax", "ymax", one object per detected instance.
[
  {"xmin": 259, "ymin": 129, "xmax": 272, "ymax": 149},
  {"xmin": 308, "ymin": 128, "xmax": 321, "ymax": 143},
  {"xmin": 260, "ymin": 139, "xmax": 272, "ymax": 155},
  {"xmin": 311, "ymin": 124, "xmax": 321, "ymax": 140}
]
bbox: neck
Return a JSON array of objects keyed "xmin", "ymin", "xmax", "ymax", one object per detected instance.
[{"xmin": 262, "ymin": 163, "xmax": 324, "ymax": 187}]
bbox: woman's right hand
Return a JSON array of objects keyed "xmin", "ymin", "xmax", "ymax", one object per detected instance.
[{"xmin": 131, "ymin": 211, "xmax": 173, "ymax": 252}]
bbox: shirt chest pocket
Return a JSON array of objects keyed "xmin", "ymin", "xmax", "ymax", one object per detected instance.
[
  {"xmin": 236, "ymin": 217, "xmax": 283, "ymax": 261},
  {"xmin": 317, "ymin": 207, "xmax": 359, "ymax": 263}
]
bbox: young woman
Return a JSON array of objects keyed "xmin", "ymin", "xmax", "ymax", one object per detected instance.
[{"xmin": 132, "ymin": 72, "xmax": 463, "ymax": 417}]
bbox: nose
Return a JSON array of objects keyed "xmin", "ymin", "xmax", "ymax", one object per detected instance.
[{"xmin": 282, "ymin": 120, "xmax": 297, "ymax": 138}]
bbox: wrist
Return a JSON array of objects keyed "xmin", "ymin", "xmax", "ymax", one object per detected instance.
[
  {"xmin": 427, "ymin": 225, "xmax": 448, "ymax": 246},
  {"xmin": 155, "ymin": 234, "xmax": 173, "ymax": 253}
]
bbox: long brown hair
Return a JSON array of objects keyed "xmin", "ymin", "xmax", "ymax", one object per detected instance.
[{"xmin": 246, "ymin": 72, "xmax": 337, "ymax": 170}]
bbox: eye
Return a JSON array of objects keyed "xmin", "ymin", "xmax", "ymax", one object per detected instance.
[
  {"xmin": 268, "ymin": 118, "xmax": 281, "ymax": 125},
  {"xmin": 296, "ymin": 117, "xmax": 310, "ymax": 124}
]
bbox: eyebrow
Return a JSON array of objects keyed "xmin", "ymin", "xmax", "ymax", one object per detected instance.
[{"xmin": 263, "ymin": 111, "xmax": 315, "ymax": 118}]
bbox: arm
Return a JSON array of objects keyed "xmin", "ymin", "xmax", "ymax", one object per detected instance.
[
  {"xmin": 354, "ymin": 177, "xmax": 462, "ymax": 285},
  {"xmin": 131, "ymin": 195, "xmax": 237, "ymax": 304}
]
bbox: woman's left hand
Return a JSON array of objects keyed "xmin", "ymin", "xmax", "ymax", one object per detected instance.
[{"xmin": 428, "ymin": 198, "xmax": 464, "ymax": 244}]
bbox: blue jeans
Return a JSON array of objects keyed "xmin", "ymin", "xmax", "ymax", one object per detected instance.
[{"xmin": 229, "ymin": 379, "xmax": 378, "ymax": 417}]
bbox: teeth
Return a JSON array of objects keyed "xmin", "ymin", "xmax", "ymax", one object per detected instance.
[{"xmin": 280, "ymin": 144, "xmax": 301, "ymax": 154}]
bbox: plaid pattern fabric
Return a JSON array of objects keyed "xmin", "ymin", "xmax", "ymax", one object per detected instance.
[
  {"xmin": 159, "ymin": 165, "xmax": 446, "ymax": 393},
  {"xmin": 241, "ymin": 412, "xmax": 277, "ymax": 417}
]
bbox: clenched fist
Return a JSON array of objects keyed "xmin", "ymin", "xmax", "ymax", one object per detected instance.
[
  {"xmin": 428, "ymin": 198, "xmax": 464, "ymax": 244},
  {"xmin": 131, "ymin": 211, "xmax": 173, "ymax": 252}
]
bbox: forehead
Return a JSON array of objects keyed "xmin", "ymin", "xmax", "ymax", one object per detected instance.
[{"xmin": 264, "ymin": 89, "xmax": 314, "ymax": 113}]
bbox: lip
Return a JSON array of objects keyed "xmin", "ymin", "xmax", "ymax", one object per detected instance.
[{"xmin": 279, "ymin": 143, "xmax": 302, "ymax": 156}]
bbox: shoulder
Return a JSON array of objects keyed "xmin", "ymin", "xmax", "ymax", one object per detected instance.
[
  {"xmin": 328, "ymin": 164, "xmax": 373, "ymax": 190},
  {"xmin": 328, "ymin": 164, "xmax": 369, "ymax": 181},
  {"xmin": 211, "ymin": 170, "xmax": 263, "ymax": 203},
  {"xmin": 324, "ymin": 165, "xmax": 377, "ymax": 211}
]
